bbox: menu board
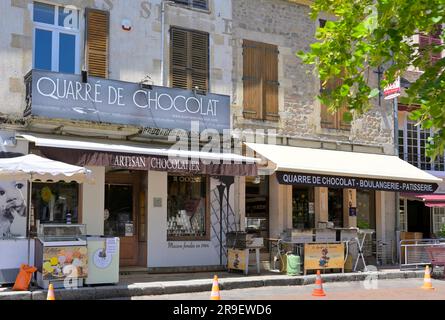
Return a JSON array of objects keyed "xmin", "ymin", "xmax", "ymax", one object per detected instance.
[{"xmin": 42, "ymin": 246, "xmax": 88, "ymax": 280}]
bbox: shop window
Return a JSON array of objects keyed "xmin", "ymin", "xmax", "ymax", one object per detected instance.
[
  {"xmin": 245, "ymin": 176, "xmax": 269, "ymax": 252},
  {"xmin": 173, "ymin": 0, "xmax": 208, "ymax": 10},
  {"xmin": 170, "ymin": 27, "xmax": 209, "ymax": 93},
  {"xmin": 242, "ymin": 40, "xmax": 279, "ymax": 121},
  {"xmin": 33, "ymin": 1, "xmax": 80, "ymax": 74},
  {"xmin": 399, "ymin": 198, "xmax": 407, "ymax": 232},
  {"xmin": 32, "ymin": 182, "xmax": 79, "ymax": 225},
  {"xmin": 292, "ymin": 186, "xmax": 315, "ymax": 229},
  {"xmin": 328, "ymin": 188, "xmax": 343, "ymax": 227},
  {"xmin": 104, "ymin": 184, "xmax": 134, "ymax": 237},
  {"xmin": 432, "ymin": 207, "xmax": 445, "ymax": 236},
  {"xmin": 356, "ymin": 190, "xmax": 376, "ymax": 230},
  {"xmin": 167, "ymin": 175, "xmax": 209, "ymax": 240}
]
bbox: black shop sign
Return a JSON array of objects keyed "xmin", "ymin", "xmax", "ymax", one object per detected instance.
[{"xmin": 276, "ymin": 172, "xmax": 438, "ymax": 193}]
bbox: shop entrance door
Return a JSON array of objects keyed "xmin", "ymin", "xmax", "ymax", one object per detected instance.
[{"xmin": 104, "ymin": 172, "xmax": 141, "ymax": 267}]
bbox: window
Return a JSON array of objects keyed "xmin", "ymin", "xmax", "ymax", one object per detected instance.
[
  {"xmin": 167, "ymin": 175, "xmax": 209, "ymax": 240},
  {"xmin": 432, "ymin": 207, "xmax": 445, "ymax": 236},
  {"xmin": 170, "ymin": 27, "xmax": 209, "ymax": 93},
  {"xmin": 292, "ymin": 186, "xmax": 315, "ymax": 229},
  {"xmin": 356, "ymin": 190, "xmax": 376, "ymax": 230},
  {"xmin": 399, "ymin": 198, "xmax": 407, "ymax": 232},
  {"xmin": 33, "ymin": 1, "xmax": 80, "ymax": 74},
  {"xmin": 31, "ymin": 182, "xmax": 79, "ymax": 225},
  {"xmin": 245, "ymin": 176, "xmax": 269, "ymax": 252},
  {"xmin": 173, "ymin": 0, "xmax": 208, "ymax": 10},
  {"xmin": 328, "ymin": 188, "xmax": 343, "ymax": 228},
  {"xmin": 399, "ymin": 120, "xmax": 445, "ymax": 171},
  {"xmin": 242, "ymin": 40, "xmax": 279, "ymax": 121}
]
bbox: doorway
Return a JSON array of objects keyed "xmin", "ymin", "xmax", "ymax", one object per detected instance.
[
  {"xmin": 104, "ymin": 171, "xmax": 143, "ymax": 267},
  {"xmin": 407, "ymin": 200, "xmax": 431, "ymax": 238}
]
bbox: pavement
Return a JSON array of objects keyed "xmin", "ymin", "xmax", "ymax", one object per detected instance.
[
  {"xmin": 128, "ymin": 278, "xmax": 445, "ymax": 300},
  {"xmin": 0, "ymin": 267, "xmax": 434, "ymax": 300}
]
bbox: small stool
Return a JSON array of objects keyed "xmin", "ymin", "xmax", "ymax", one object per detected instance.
[{"xmin": 245, "ymin": 247, "xmax": 261, "ymax": 275}]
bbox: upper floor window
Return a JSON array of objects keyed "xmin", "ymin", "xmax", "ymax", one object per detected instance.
[
  {"xmin": 173, "ymin": 0, "xmax": 208, "ymax": 10},
  {"xmin": 399, "ymin": 120, "xmax": 445, "ymax": 171},
  {"xmin": 170, "ymin": 27, "xmax": 209, "ymax": 93},
  {"xmin": 242, "ymin": 40, "xmax": 279, "ymax": 121},
  {"xmin": 33, "ymin": 2, "xmax": 80, "ymax": 74}
]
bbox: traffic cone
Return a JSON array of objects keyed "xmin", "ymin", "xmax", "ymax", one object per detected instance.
[
  {"xmin": 421, "ymin": 265, "xmax": 435, "ymax": 290},
  {"xmin": 210, "ymin": 275, "xmax": 221, "ymax": 300},
  {"xmin": 312, "ymin": 270, "xmax": 326, "ymax": 297},
  {"xmin": 47, "ymin": 283, "xmax": 56, "ymax": 300}
]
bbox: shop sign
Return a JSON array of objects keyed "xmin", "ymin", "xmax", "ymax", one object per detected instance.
[
  {"xmin": 276, "ymin": 172, "xmax": 438, "ymax": 193},
  {"xmin": 26, "ymin": 70, "xmax": 230, "ymax": 133},
  {"xmin": 304, "ymin": 243, "xmax": 344, "ymax": 272},
  {"xmin": 383, "ymin": 76, "xmax": 401, "ymax": 100}
]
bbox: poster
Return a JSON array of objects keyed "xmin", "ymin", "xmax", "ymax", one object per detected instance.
[
  {"xmin": 42, "ymin": 246, "xmax": 88, "ymax": 280},
  {"xmin": 0, "ymin": 180, "xmax": 27, "ymax": 238},
  {"xmin": 227, "ymin": 249, "xmax": 247, "ymax": 271},
  {"xmin": 304, "ymin": 243, "xmax": 345, "ymax": 271}
]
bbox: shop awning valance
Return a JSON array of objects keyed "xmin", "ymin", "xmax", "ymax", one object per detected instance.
[
  {"xmin": 19, "ymin": 134, "xmax": 259, "ymax": 176},
  {"xmin": 245, "ymin": 143, "xmax": 442, "ymax": 193},
  {"xmin": 0, "ymin": 154, "xmax": 92, "ymax": 183}
]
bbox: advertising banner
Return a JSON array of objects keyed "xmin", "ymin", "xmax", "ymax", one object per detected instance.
[
  {"xmin": 227, "ymin": 248, "xmax": 248, "ymax": 271},
  {"xmin": 304, "ymin": 243, "xmax": 345, "ymax": 272}
]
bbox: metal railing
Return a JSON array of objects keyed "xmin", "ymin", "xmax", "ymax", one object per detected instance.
[{"xmin": 400, "ymin": 238, "xmax": 445, "ymax": 269}]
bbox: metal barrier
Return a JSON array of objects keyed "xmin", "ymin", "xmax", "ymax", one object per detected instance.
[{"xmin": 400, "ymin": 238, "xmax": 445, "ymax": 269}]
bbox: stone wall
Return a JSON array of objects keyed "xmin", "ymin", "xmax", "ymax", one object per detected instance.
[{"xmin": 232, "ymin": 0, "xmax": 395, "ymax": 153}]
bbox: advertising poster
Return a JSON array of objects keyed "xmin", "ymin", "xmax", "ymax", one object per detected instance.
[
  {"xmin": 227, "ymin": 249, "xmax": 248, "ymax": 271},
  {"xmin": 0, "ymin": 180, "xmax": 27, "ymax": 238},
  {"xmin": 42, "ymin": 246, "xmax": 88, "ymax": 280},
  {"xmin": 304, "ymin": 243, "xmax": 345, "ymax": 271}
]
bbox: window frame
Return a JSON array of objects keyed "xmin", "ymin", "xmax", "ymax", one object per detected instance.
[
  {"xmin": 32, "ymin": 1, "xmax": 81, "ymax": 74},
  {"xmin": 167, "ymin": 174, "xmax": 211, "ymax": 242},
  {"xmin": 399, "ymin": 112, "xmax": 445, "ymax": 172},
  {"xmin": 172, "ymin": 0, "xmax": 209, "ymax": 11}
]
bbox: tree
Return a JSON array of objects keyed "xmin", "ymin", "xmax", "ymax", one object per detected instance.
[{"xmin": 298, "ymin": 0, "xmax": 445, "ymax": 159}]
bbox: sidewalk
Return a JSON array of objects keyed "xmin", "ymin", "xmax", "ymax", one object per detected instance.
[{"xmin": 0, "ymin": 268, "xmax": 425, "ymax": 300}]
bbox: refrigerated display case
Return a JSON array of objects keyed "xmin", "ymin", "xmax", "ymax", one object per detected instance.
[{"xmin": 34, "ymin": 224, "xmax": 87, "ymax": 289}]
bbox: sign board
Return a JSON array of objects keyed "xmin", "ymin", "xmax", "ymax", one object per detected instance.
[
  {"xmin": 304, "ymin": 243, "xmax": 344, "ymax": 274},
  {"xmin": 276, "ymin": 171, "xmax": 438, "ymax": 193},
  {"xmin": 27, "ymin": 70, "xmax": 230, "ymax": 133},
  {"xmin": 227, "ymin": 248, "xmax": 248, "ymax": 272},
  {"xmin": 383, "ymin": 76, "xmax": 401, "ymax": 100}
]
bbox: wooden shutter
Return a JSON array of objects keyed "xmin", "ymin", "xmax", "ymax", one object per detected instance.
[
  {"xmin": 171, "ymin": 27, "xmax": 208, "ymax": 92},
  {"xmin": 190, "ymin": 31, "xmax": 209, "ymax": 92},
  {"xmin": 171, "ymin": 28, "xmax": 189, "ymax": 89},
  {"xmin": 243, "ymin": 40, "xmax": 263, "ymax": 119},
  {"xmin": 419, "ymin": 25, "xmax": 443, "ymax": 65},
  {"xmin": 320, "ymin": 77, "xmax": 337, "ymax": 129},
  {"xmin": 264, "ymin": 43, "xmax": 279, "ymax": 121},
  {"xmin": 86, "ymin": 8, "xmax": 109, "ymax": 78}
]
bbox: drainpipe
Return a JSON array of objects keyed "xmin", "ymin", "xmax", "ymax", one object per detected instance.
[
  {"xmin": 160, "ymin": 1, "xmax": 174, "ymax": 86},
  {"xmin": 394, "ymin": 94, "xmax": 400, "ymax": 263}
]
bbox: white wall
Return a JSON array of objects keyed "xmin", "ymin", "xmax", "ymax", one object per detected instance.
[
  {"xmin": 81, "ymin": 166, "xmax": 105, "ymax": 236},
  {"xmin": 147, "ymin": 170, "xmax": 236, "ymax": 268}
]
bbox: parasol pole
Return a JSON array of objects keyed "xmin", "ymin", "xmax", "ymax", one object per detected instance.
[{"xmin": 27, "ymin": 175, "xmax": 32, "ymax": 266}]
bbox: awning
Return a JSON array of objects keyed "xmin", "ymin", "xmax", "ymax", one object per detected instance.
[
  {"xmin": 19, "ymin": 134, "xmax": 259, "ymax": 176},
  {"xmin": 401, "ymin": 193, "xmax": 445, "ymax": 207},
  {"xmin": 245, "ymin": 143, "xmax": 442, "ymax": 193},
  {"xmin": 0, "ymin": 154, "xmax": 91, "ymax": 183}
]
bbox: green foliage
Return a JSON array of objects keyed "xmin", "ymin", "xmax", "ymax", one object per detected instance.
[
  {"xmin": 298, "ymin": 0, "xmax": 445, "ymax": 158},
  {"xmin": 438, "ymin": 224, "xmax": 445, "ymax": 238}
]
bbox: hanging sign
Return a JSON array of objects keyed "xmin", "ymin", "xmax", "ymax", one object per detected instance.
[{"xmin": 383, "ymin": 76, "xmax": 401, "ymax": 100}]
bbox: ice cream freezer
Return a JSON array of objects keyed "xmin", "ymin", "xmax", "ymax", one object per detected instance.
[
  {"xmin": 34, "ymin": 224, "xmax": 88, "ymax": 289},
  {"xmin": 85, "ymin": 236, "xmax": 119, "ymax": 285}
]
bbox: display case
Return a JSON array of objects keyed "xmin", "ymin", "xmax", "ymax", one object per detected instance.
[{"xmin": 35, "ymin": 224, "xmax": 88, "ymax": 289}]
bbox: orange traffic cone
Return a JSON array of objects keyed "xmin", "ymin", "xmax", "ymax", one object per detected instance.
[
  {"xmin": 312, "ymin": 270, "xmax": 326, "ymax": 297},
  {"xmin": 210, "ymin": 275, "xmax": 221, "ymax": 300},
  {"xmin": 421, "ymin": 265, "xmax": 435, "ymax": 290},
  {"xmin": 47, "ymin": 283, "xmax": 56, "ymax": 300}
]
